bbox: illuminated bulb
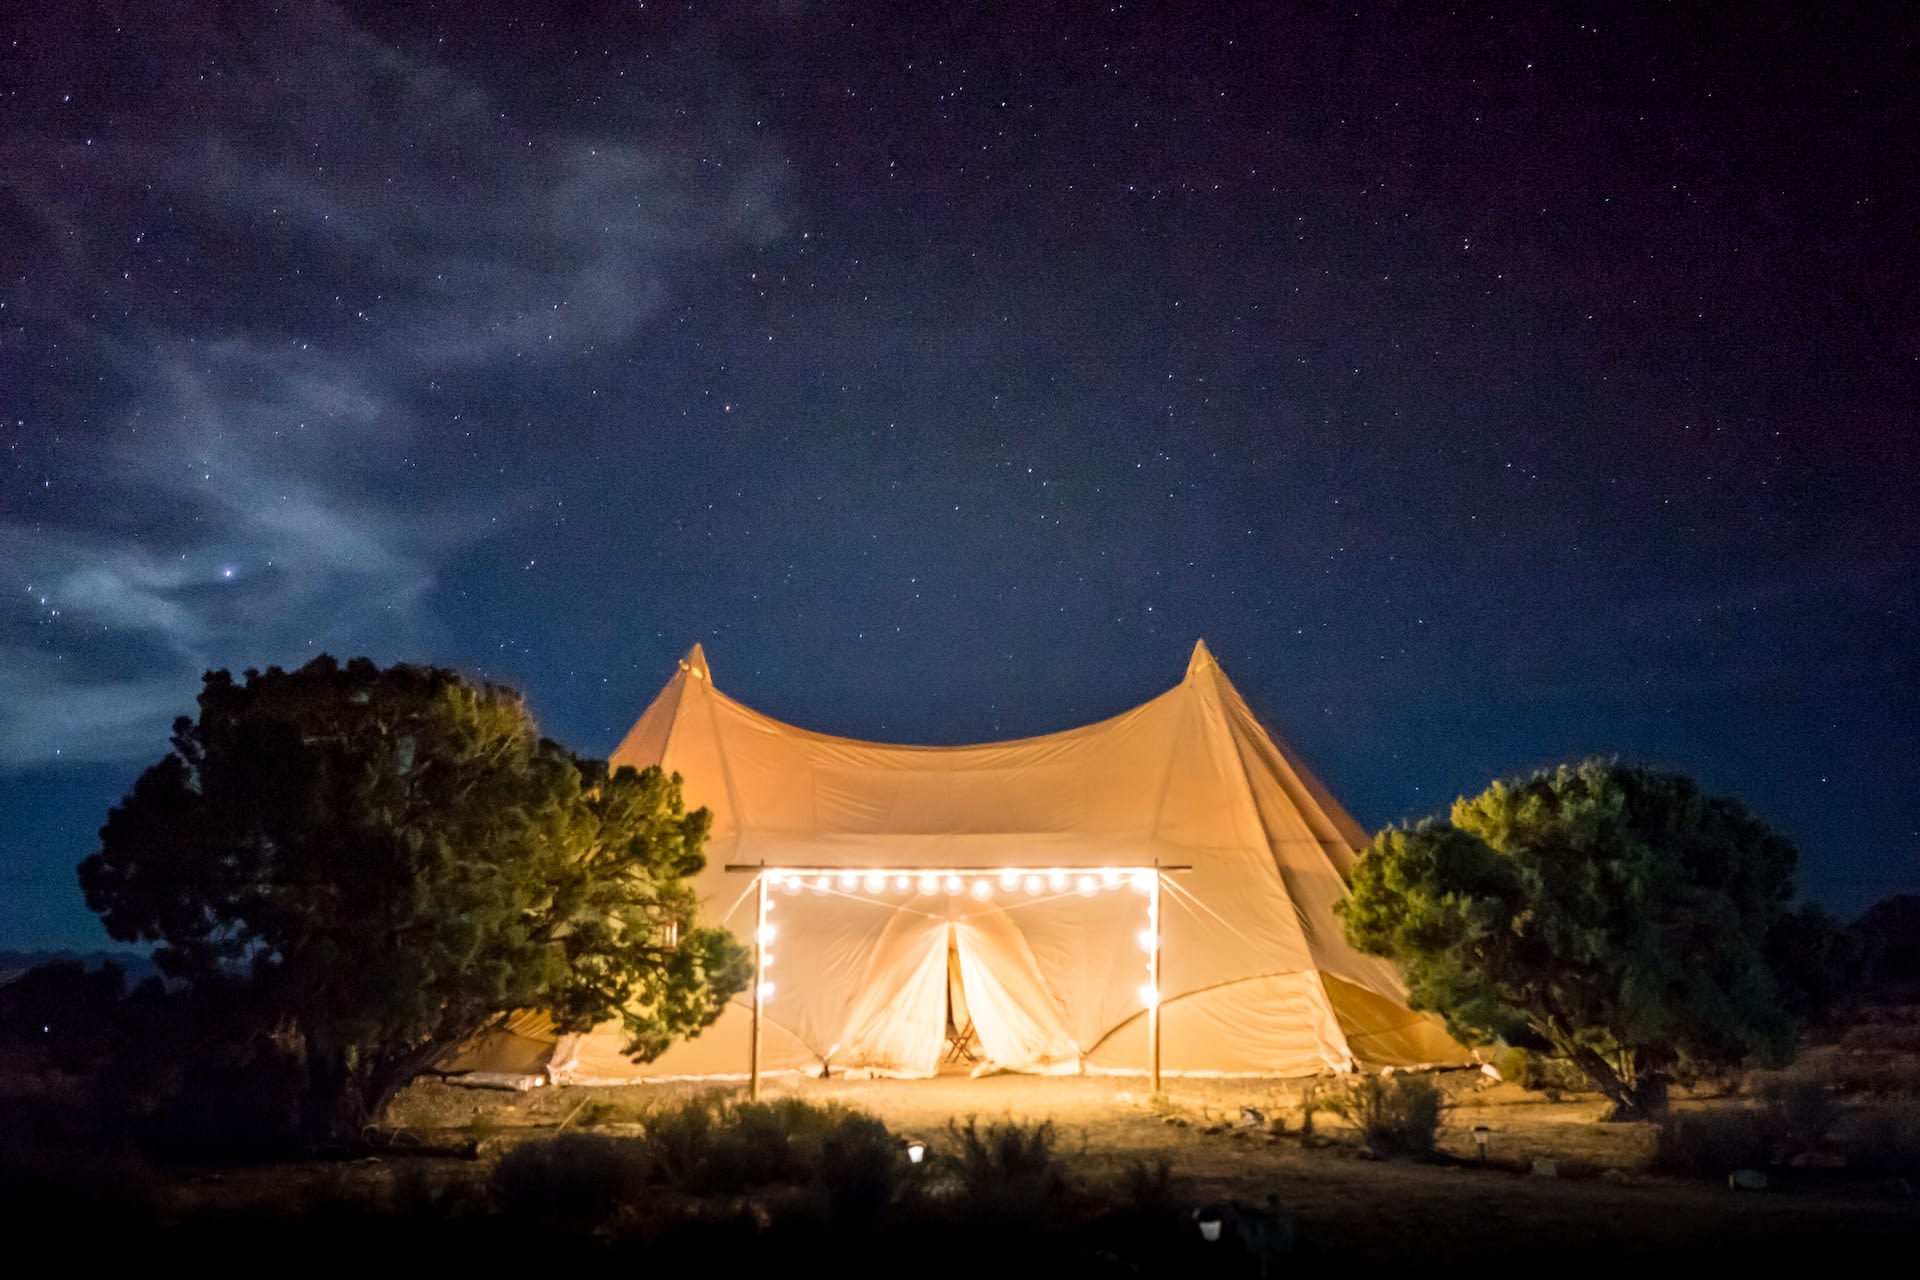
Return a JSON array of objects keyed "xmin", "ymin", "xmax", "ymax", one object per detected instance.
[
  {"xmin": 1138, "ymin": 929, "xmax": 1158, "ymax": 952},
  {"xmin": 758, "ymin": 981, "xmax": 776, "ymax": 1000},
  {"xmin": 839, "ymin": 871, "xmax": 858, "ymax": 889},
  {"xmin": 757, "ymin": 925, "xmax": 777, "ymax": 944},
  {"xmin": 1130, "ymin": 870, "xmax": 1154, "ymax": 893},
  {"xmin": 970, "ymin": 879, "xmax": 993, "ymax": 901},
  {"xmin": 943, "ymin": 875, "xmax": 963, "ymax": 895},
  {"xmin": 1023, "ymin": 875, "xmax": 1043, "ymax": 894},
  {"xmin": 917, "ymin": 874, "xmax": 939, "ymax": 895},
  {"xmin": 1138, "ymin": 984, "xmax": 1159, "ymax": 1008},
  {"xmin": 1047, "ymin": 870, "xmax": 1068, "ymax": 892},
  {"xmin": 999, "ymin": 870, "xmax": 1020, "ymax": 891},
  {"xmin": 783, "ymin": 875, "xmax": 802, "ymax": 894},
  {"xmin": 812, "ymin": 874, "xmax": 831, "ymax": 892},
  {"xmin": 905, "ymin": 1140, "xmax": 926, "ymax": 1164},
  {"xmin": 761, "ymin": 953, "xmax": 774, "ymax": 968},
  {"xmin": 1076, "ymin": 875, "xmax": 1097, "ymax": 897},
  {"xmin": 767, "ymin": 871, "xmax": 788, "ymax": 887},
  {"xmin": 864, "ymin": 872, "xmax": 886, "ymax": 893},
  {"xmin": 894, "ymin": 875, "xmax": 911, "ymax": 892},
  {"xmin": 1100, "ymin": 868, "xmax": 1121, "ymax": 887}
]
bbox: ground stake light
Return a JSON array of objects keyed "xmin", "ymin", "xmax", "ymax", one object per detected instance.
[
  {"xmin": 1473, "ymin": 1124, "xmax": 1491, "ymax": 1163},
  {"xmin": 905, "ymin": 1140, "xmax": 927, "ymax": 1165}
]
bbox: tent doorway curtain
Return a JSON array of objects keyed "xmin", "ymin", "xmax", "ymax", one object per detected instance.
[{"xmin": 942, "ymin": 928, "xmax": 978, "ymax": 1067}]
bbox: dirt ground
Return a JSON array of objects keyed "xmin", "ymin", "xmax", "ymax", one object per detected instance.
[{"xmin": 368, "ymin": 1069, "xmax": 1920, "ymax": 1264}]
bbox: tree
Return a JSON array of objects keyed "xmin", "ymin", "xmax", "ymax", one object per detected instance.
[
  {"xmin": 1338, "ymin": 759, "xmax": 1832, "ymax": 1119},
  {"xmin": 79, "ymin": 656, "xmax": 750, "ymax": 1147}
]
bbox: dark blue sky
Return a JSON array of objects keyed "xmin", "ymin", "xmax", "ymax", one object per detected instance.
[{"xmin": 4, "ymin": 2, "xmax": 1915, "ymax": 948}]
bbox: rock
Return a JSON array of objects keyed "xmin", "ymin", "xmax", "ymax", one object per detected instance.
[
  {"xmin": 1202, "ymin": 1123, "xmax": 1227, "ymax": 1136},
  {"xmin": 1530, "ymin": 1158, "xmax": 1558, "ymax": 1178},
  {"xmin": 1728, "ymin": 1169, "xmax": 1768, "ymax": 1191},
  {"xmin": 1600, "ymin": 1168, "xmax": 1634, "ymax": 1185},
  {"xmin": 1238, "ymin": 1105, "xmax": 1267, "ymax": 1128}
]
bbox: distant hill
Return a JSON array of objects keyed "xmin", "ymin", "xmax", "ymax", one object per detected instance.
[{"xmin": 0, "ymin": 949, "xmax": 161, "ymax": 988}]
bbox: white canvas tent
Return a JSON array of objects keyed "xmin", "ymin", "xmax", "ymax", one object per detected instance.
[{"xmin": 448, "ymin": 641, "xmax": 1466, "ymax": 1085}]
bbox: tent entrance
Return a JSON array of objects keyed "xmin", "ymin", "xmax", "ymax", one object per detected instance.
[{"xmin": 940, "ymin": 927, "xmax": 979, "ymax": 1070}]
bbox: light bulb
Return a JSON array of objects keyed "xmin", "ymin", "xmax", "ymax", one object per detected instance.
[
  {"xmin": 759, "ymin": 981, "xmax": 776, "ymax": 1000},
  {"xmin": 1023, "ymin": 875, "xmax": 1043, "ymax": 894},
  {"xmin": 1138, "ymin": 984, "xmax": 1159, "ymax": 1008},
  {"xmin": 917, "ymin": 874, "xmax": 939, "ymax": 895},
  {"xmin": 839, "ymin": 871, "xmax": 858, "ymax": 889},
  {"xmin": 812, "ymin": 874, "xmax": 831, "ymax": 892},
  {"xmin": 1100, "ymin": 868, "xmax": 1121, "ymax": 887},
  {"xmin": 1076, "ymin": 875, "xmax": 1097, "ymax": 897},
  {"xmin": 757, "ymin": 925, "xmax": 776, "ymax": 944},
  {"xmin": 1138, "ymin": 929, "xmax": 1158, "ymax": 951},
  {"xmin": 893, "ymin": 875, "xmax": 911, "ymax": 892},
  {"xmin": 970, "ymin": 879, "xmax": 993, "ymax": 901},
  {"xmin": 999, "ymin": 870, "xmax": 1020, "ymax": 891},
  {"xmin": 1130, "ymin": 870, "xmax": 1154, "ymax": 893},
  {"xmin": 1047, "ymin": 870, "xmax": 1068, "ymax": 892},
  {"xmin": 864, "ymin": 872, "xmax": 886, "ymax": 893},
  {"xmin": 943, "ymin": 875, "xmax": 963, "ymax": 895}
]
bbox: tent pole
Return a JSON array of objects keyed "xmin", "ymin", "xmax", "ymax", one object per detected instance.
[
  {"xmin": 750, "ymin": 867, "xmax": 765, "ymax": 1102},
  {"xmin": 1149, "ymin": 863, "xmax": 1163, "ymax": 1093}
]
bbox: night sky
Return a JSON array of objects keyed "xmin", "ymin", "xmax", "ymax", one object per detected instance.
[{"xmin": 4, "ymin": 3, "xmax": 1915, "ymax": 949}]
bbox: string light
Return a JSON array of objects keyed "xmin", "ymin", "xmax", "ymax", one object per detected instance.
[
  {"xmin": 970, "ymin": 879, "xmax": 993, "ymax": 900},
  {"xmin": 838, "ymin": 871, "xmax": 858, "ymax": 890},
  {"xmin": 812, "ymin": 874, "xmax": 830, "ymax": 892},
  {"xmin": 999, "ymin": 870, "xmax": 1020, "ymax": 892},
  {"xmin": 1076, "ymin": 875, "xmax": 1097, "ymax": 897},
  {"xmin": 1138, "ymin": 984, "xmax": 1159, "ymax": 1008},
  {"xmin": 864, "ymin": 872, "xmax": 886, "ymax": 893},
  {"xmin": 1047, "ymin": 870, "xmax": 1068, "ymax": 892},
  {"xmin": 757, "ymin": 925, "xmax": 776, "ymax": 944},
  {"xmin": 1023, "ymin": 875, "xmax": 1043, "ymax": 894},
  {"xmin": 917, "ymin": 874, "xmax": 939, "ymax": 895},
  {"xmin": 1137, "ymin": 929, "xmax": 1158, "ymax": 952},
  {"xmin": 759, "ymin": 981, "xmax": 776, "ymax": 1000},
  {"xmin": 893, "ymin": 875, "xmax": 911, "ymax": 892}
]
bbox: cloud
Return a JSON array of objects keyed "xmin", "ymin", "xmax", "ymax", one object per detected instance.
[{"xmin": 1, "ymin": 0, "xmax": 782, "ymax": 765}]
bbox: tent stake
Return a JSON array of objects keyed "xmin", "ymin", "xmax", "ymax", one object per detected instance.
[
  {"xmin": 1149, "ymin": 863, "xmax": 1163, "ymax": 1093},
  {"xmin": 750, "ymin": 865, "xmax": 765, "ymax": 1101}
]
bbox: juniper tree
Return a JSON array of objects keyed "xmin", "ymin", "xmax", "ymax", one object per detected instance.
[{"xmin": 80, "ymin": 656, "xmax": 749, "ymax": 1146}]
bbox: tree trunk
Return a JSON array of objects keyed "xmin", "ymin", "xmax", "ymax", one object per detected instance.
[
  {"xmin": 301, "ymin": 1034, "xmax": 371, "ymax": 1152},
  {"xmin": 1562, "ymin": 1044, "xmax": 1669, "ymax": 1121}
]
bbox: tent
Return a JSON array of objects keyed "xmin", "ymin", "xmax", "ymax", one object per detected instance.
[{"xmin": 448, "ymin": 641, "xmax": 1466, "ymax": 1085}]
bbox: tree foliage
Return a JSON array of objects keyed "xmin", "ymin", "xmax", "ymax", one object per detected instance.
[
  {"xmin": 1338, "ymin": 759, "xmax": 1837, "ymax": 1118},
  {"xmin": 79, "ymin": 656, "xmax": 749, "ymax": 1145}
]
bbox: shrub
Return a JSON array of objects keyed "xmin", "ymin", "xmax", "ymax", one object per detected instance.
[
  {"xmin": 1332, "ymin": 1073, "xmax": 1444, "ymax": 1157},
  {"xmin": 816, "ymin": 1111, "xmax": 905, "ymax": 1223},
  {"xmin": 636, "ymin": 1095, "xmax": 895, "ymax": 1197},
  {"xmin": 1119, "ymin": 1156, "xmax": 1176, "ymax": 1213},
  {"xmin": 1654, "ymin": 1108, "xmax": 1774, "ymax": 1176},
  {"xmin": 1492, "ymin": 1046, "xmax": 1588, "ymax": 1097},
  {"xmin": 489, "ymin": 1133, "xmax": 648, "ymax": 1224},
  {"xmin": 1748, "ymin": 1070, "xmax": 1839, "ymax": 1144},
  {"xmin": 945, "ymin": 1116, "xmax": 1069, "ymax": 1213},
  {"xmin": 1837, "ymin": 1102, "xmax": 1920, "ymax": 1175}
]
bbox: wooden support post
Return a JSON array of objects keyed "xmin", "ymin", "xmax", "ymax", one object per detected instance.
[
  {"xmin": 751, "ymin": 866, "xmax": 766, "ymax": 1101},
  {"xmin": 1149, "ymin": 863, "xmax": 1163, "ymax": 1093}
]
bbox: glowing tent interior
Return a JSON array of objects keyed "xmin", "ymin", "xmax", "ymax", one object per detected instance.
[{"xmin": 446, "ymin": 641, "xmax": 1467, "ymax": 1085}]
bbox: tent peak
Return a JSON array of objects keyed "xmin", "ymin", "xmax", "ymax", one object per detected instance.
[
  {"xmin": 680, "ymin": 643, "xmax": 711, "ymax": 682},
  {"xmin": 1185, "ymin": 638, "xmax": 1219, "ymax": 680}
]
